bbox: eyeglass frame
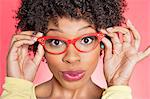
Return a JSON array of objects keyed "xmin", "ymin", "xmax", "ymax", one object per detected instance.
[{"xmin": 37, "ymin": 32, "xmax": 105, "ymax": 54}]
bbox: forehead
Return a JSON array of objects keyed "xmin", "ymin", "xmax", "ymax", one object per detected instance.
[{"xmin": 47, "ymin": 17, "xmax": 95, "ymax": 32}]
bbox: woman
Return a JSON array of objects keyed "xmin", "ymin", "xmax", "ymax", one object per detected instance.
[{"xmin": 1, "ymin": 0, "xmax": 150, "ymax": 99}]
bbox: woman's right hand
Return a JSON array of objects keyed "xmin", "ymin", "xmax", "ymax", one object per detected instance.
[{"xmin": 7, "ymin": 31, "xmax": 44, "ymax": 82}]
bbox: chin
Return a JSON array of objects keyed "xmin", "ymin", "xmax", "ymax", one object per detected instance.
[{"xmin": 60, "ymin": 79, "xmax": 88, "ymax": 90}]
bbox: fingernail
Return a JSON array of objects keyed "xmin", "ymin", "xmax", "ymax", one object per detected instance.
[
  {"xmin": 30, "ymin": 40, "xmax": 35, "ymax": 44},
  {"xmin": 37, "ymin": 32, "xmax": 43, "ymax": 37},
  {"xmin": 127, "ymin": 19, "xmax": 132, "ymax": 25},
  {"xmin": 100, "ymin": 29, "xmax": 108, "ymax": 34},
  {"xmin": 107, "ymin": 27, "xmax": 113, "ymax": 32},
  {"xmin": 32, "ymin": 37, "xmax": 37, "ymax": 42},
  {"xmin": 32, "ymin": 31, "xmax": 37, "ymax": 35}
]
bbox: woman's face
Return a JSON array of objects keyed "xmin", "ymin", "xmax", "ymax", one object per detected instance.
[{"xmin": 45, "ymin": 17, "xmax": 101, "ymax": 90}]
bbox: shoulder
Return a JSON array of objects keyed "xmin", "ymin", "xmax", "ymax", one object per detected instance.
[{"xmin": 35, "ymin": 80, "xmax": 52, "ymax": 98}]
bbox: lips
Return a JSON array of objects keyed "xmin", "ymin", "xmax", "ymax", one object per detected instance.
[{"xmin": 61, "ymin": 70, "xmax": 85, "ymax": 81}]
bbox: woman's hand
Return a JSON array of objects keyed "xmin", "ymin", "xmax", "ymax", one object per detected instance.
[
  {"xmin": 7, "ymin": 31, "xmax": 44, "ymax": 82},
  {"xmin": 101, "ymin": 20, "xmax": 150, "ymax": 87}
]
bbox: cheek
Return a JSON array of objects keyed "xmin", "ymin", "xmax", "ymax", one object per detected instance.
[
  {"xmin": 81, "ymin": 47, "xmax": 100, "ymax": 73},
  {"xmin": 45, "ymin": 47, "xmax": 101, "ymax": 75},
  {"xmin": 45, "ymin": 53, "xmax": 63, "ymax": 72},
  {"xmin": 82, "ymin": 46, "xmax": 100, "ymax": 63}
]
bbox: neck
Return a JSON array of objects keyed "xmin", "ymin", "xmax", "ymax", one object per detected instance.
[{"xmin": 49, "ymin": 77, "xmax": 103, "ymax": 99}]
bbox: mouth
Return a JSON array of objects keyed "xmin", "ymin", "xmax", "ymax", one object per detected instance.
[{"xmin": 61, "ymin": 70, "xmax": 85, "ymax": 81}]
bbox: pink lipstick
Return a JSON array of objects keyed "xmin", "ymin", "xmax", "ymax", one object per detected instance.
[{"xmin": 61, "ymin": 70, "xmax": 85, "ymax": 81}]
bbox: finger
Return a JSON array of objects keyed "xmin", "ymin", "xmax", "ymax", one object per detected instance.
[
  {"xmin": 16, "ymin": 32, "xmax": 43, "ymax": 64},
  {"xmin": 10, "ymin": 40, "xmax": 36, "ymax": 55},
  {"xmin": 8, "ymin": 40, "xmax": 36, "ymax": 73},
  {"xmin": 20, "ymin": 44, "xmax": 33, "ymax": 66},
  {"xmin": 127, "ymin": 20, "xmax": 141, "ymax": 51},
  {"xmin": 101, "ymin": 29, "xmax": 122, "ymax": 55},
  {"xmin": 32, "ymin": 33, "xmax": 44, "ymax": 66},
  {"xmin": 101, "ymin": 37, "xmax": 113, "ymax": 60},
  {"xmin": 20, "ymin": 36, "xmax": 38, "ymax": 58},
  {"xmin": 12, "ymin": 31, "xmax": 43, "ymax": 40},
  {"xmin": 10, "ymin": 35, "xmax": 37, "ymax": 57},
  {"xmin": 107, "ymin": 27, "xmax": 131, "ymax": 48},
  {"xmin": 13, "ymin": 31, "xmax": 43, "ymax": 40},
  {"xmin": 10, "ymin": 34, "xmax": 33, "ymax": 47},
  {"xmin": 10, "ymin": 31, "xmax": 43, "ymax": 50},
  {"xmin": 20, "ymin": 31, "xmax": 43, "ymax": 38},
  {"xmin": 17, "ymin": 31, "xmax": 43, "ymax": 42},
  {"xmin": 19, "ymin": 31, "xmax": 35, "ymax": 35},
  {"xmin": 137, "ymin": 46, "xmax": 150, "ymax": 61},
  {"xmin": 33, "ymin": 44, "xmax": 45, "ymax": 66}
]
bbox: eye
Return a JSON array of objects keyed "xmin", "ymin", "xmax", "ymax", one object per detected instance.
[
  {"xmin": 81, "ymin": 36, "xmax": 94, "ymax": 45},
  {"xmin": 47, "ymin": 39, "xmax": 64, "ymax": 46}
]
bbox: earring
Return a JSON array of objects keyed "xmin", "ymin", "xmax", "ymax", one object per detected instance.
[
  {"xmin": 42, "ymin": 57, "xmax": 47, "ymax": 63},
  {"xmin": 100, "ymin": 50, "xmax": 103, "ymax": 56},
  {"xmin": 100, "ymin": 42, "xmax": 105, "ymax": 49}
]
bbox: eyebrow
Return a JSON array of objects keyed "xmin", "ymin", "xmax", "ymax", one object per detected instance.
[{"xmin": 46, "ymin": 25, "xmax": 95, "ymax": 34}]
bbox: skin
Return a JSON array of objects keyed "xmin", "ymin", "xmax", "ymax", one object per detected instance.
[
  {"xmin": 36, "ymin": 18, "xmax": 103, "ymax": 99},
  {"xmin": 7, "ymin": 17, "xmax": 150, "ymax": 99}
]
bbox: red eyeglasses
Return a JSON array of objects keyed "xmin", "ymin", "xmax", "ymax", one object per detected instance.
[{"xmin": 37, "ymin": 32, "xmax": 104, "ymax": 54}]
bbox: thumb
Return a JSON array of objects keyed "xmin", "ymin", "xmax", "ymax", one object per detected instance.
[
  {"xmin": 33, "ymin": 32, "xmax": 44, "ymax": 66},
  {"xmin": 33, "ymin": 44, "xmax": 44, "ymax": 66}
]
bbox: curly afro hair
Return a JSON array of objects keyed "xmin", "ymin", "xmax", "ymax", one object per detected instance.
[
  {"xmin": 16, "ymin": 0, "xmax": 127, "ymax": 33},
  {"xmin": 15, "ymin": 0, "xmax": 127, "ymax": 53}
]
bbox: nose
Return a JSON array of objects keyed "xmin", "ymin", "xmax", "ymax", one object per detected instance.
[{"xmin": 62, "ymin": 45, "xmax": 80, "ymax": 64}]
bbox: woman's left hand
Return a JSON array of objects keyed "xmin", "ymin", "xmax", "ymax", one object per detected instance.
[{"xmin": 101, "ymin": 20, "xmax": 150, "ymax": 87}]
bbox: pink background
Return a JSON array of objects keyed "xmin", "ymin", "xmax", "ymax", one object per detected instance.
[{"xmin": 0, "ymin": 0, "xmax": 150, "ymax": 98}]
